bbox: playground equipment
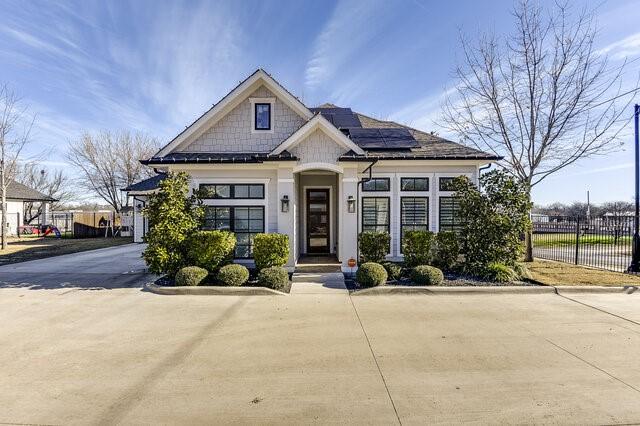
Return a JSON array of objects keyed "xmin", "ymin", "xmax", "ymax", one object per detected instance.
[{"xmin": 42, "ymin": 225, "xmax": 61, "ymax": 238}]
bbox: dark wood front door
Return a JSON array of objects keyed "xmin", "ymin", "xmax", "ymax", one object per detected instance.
[{"xmin": 306, "ymin": 189, "xmax": 330, "ymax": 254}]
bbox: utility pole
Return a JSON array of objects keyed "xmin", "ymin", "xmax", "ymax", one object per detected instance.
[{"xmin": 629, "ymin": 104, "xmax": 640, "ymax": 273}]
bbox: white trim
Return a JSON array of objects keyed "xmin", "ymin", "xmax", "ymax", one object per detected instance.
[
  {"xmin": 250, "ymin": 97, "xmax": 275, "ymax": 134},
  {"xmin": 277, "ymin": 178, "xmax": 295, "ymax": 183},
  {"xmin": 294, "ymin": 162, "xmax": 344, "ymax": 174},
  {"xmin": 157, "ymin": 69, "xmax": 313, "ymax": 156},
  {"xmin": 302, "ymin": 185, "xmax": 335, "ymax": 255},
  {"xmin": 342, "ymin": 178, "xmax": 358, "ymax": 183},
  {"xmin": 394, "ymin": 172, "xmax": 435, "ymax": 256},
  {"xmin": 271, "ymin": 114, "xmax": 365, "ymax": 155}
]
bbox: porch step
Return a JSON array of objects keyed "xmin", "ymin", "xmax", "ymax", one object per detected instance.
[
  {"xmin": 290, "ymin": 272, "xmax": 347, "ymax": 294},
  {"xmin": 295, "ymin": 256, "xmax": 341, "ymax": 273}
]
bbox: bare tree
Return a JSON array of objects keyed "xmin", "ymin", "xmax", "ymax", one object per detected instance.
[
  {"xmin": 0, "ymin": 85, "xmax": 34, "ymax": 249},
  {"xmin": 66, "ymin": 130, "xmax": 157, "ymax": 212},
  {"xmin": 16, "ymin": 163, "xmax": 75, "ymax": 223},
  {"xmin": 441, "ymin": 0, "xmax": 639, "ymax": 261}
]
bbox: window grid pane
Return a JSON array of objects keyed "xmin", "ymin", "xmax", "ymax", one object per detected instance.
[
  {"xmin": 255, "ymin": 103, "xmax": 271, "ymax": 130},
  {"xmin": 362, "ymin": 178, "xmax": 390, "ymax": 192},
  {"xmin": 401, "ymin": 177, "xmax": 429, "ymax": 192},
  {"xmin": 202, "ymin": 206, "xmax": 264, "ymax": 258},
  {"xmin": 439, "ymin": 177, "xmax": 457, "ymax": 192},
  {"xmin": 199, "ymin": 184, "xmax": 265, "ymax": 199},
  {"xmin": 401, "ymin": 197, "xmax": 429, "ymax": 252},
  {"xmin": 439, "ymin": 197, "xmax": 462, "ymax": 232}
]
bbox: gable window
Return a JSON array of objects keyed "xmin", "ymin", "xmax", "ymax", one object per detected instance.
[
  {"xmin": 362, "ymin": 178, "xmax": 390, "ymax": 192},
  {"xmin": 199, "ymin": 184, "xmax": 264, "ymax": 199},
  {"xmin": 254, "ymin": 103, "xmax": 271, "ymax": 130},
  {"xmin": 401, "ymin": 197, "xmax": 429, "ymax": 251},
  {"xmin": 401, "ymin": 177, "xmax": 429, "ymax": 191},
  {"xmin": 203, "ymin": 206, "xmax": 264, "ymax": 258},
  {"xmin": 439, "ymin": 196, "xmax": 462, "ymax": 232}
]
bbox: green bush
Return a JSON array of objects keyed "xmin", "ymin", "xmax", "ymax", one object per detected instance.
[
  {"xmin": 433, "ymin": 231, "xmax": 460, "ymax": 271},
  {"xmin": 359, "ymin": 231, "xmax": 390, "ymax": 263},
  {"xmin": 381, "ymin": 261, "xmax": 403, "ymax": 281},
  {"xmin": 186, "ymin": 230, "xmax": 236, "ymax": 273},
  {"xmin": 411, "ymin": 265, "xmax": 444, "ymax": 285},
  {"xmin": 253, "ymin": 233, "xmax": 289, "ymax": 270},
  {"xmin": 142, "ymin": 172, "xmax": 204, "ymax": 277},
  {"xmin": 512, "ymin": 262, "xmax": 531, "ymax": 280},
  {"xmin": 217, "ymin": 264, "xmax": 249, "ymax": 286},
  {"xmin": 258, "ymin": 266, "xmax": 289, "ymax": 290},
  {"xmin": 356, "ymin": 262, "xmax": 388, "ymax": 287},
  {"xmin": 403, "ymin": 230, "xmax": 434, "ymax": 267},
  {"xmin": 482, "ymin": 262, "xmax": 518, "ymax": 283},
  {"xmin": 175, "ymin": 266, "xmax": 209, "ymax": 286}
]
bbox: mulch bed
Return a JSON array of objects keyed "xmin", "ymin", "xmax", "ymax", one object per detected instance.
[
  {"xmin": 154, "ymin": 275, "xmax": 292, "ymax": 294},
  {"xmin": 344, "ymin": 272, "xmax": 539, "ymax": 290}
]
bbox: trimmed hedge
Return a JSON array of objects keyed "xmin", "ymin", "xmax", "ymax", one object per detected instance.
[
  {"xmin": 411, "ymin": 265, "xmax": 444, "ymax": 285},
  {"xmin": 217, "ymin": 264, "xmax": 249, "ymax": 286},
  {"xmin": 258, "ymin": 266, "xmax": 289, "ymax": 290},
  {"xmin": 403, "ymin": 230, "xmax": 434, "ymax": 267},
  {"xmin": 253, "ymin": 233, "xmax": 289, "ymax": 270},
  {"xmin": 359, "ymin": 231, "xmax": 390, "ymax": 263},
  {"xmin": 356, "ymin": 262, "xmax": 388, "ymax": 288},
  {"xmin": 482, "ymin": 262, "xmax": 517, "ymax": 283},
  {"xmin": 186, "ymin": 230, "xmax": 235, "ymax": 273},
  {"xmin": 381, "ymin": 261, "xmax": 403, "ymax": 281},
  {"xmin": 433, "ymin": 231, "xmax": 460, "ymax": 271},
  {"xmin": 175, "ymin": 266, "xmax": 209, "ymax": 286}
]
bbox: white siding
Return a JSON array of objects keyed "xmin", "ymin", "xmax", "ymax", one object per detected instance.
[
  {"xmin": 184, "ymin": 86, "xmax": 305, "ymax": 153},
  {"xmin": 289, "ymin": 129, "xmax": 348, "ymax": 165},
  {"xmin": 4, "ymin": 201, "xmax": 23, "ymax": 235}
]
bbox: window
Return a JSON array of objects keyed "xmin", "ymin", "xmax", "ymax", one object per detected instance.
[
  {"xmin": 401, "ymin": 177, "xmax": 429, "ymax": 191},
  {"xmin": 362, "ymin": 178, "xmax": 390, "ymax": 192},
  {"xmin": 401, "ymin": 197, "xmax": 429, "ymax": 250},
  {"xmin": 254, "ymin": 103, "xmax": 271, "ymax": 130},
  {"xmin": 203, "ymin": 206, "xmax": 264, "ymax": 258},
  {"xmin": 439, "ymin": 177, "xmax": 457, "ymax": 191},
  {"xmin": 361, "ymin": 197, "xmax": 390, "ymax": 233},
  {"xmin": 439, "ymin": 196, "xmax": 462, "ymax": 232},
  {"xmin": 199, "ymin": 184, "xmax": 264, "ymax": 199}
]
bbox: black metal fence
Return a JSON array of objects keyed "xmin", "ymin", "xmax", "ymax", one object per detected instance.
[{"xmin": 532, "ymin": 215, "xmax": 634, "ymax": 273}]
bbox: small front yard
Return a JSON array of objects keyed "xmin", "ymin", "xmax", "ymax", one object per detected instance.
[
  {"xmin": 0, "ymin": 237, "xmax": 134, "ymax": 265},
  {"xmin": 528, "ymin": 259, "xmax": 640, "ymax": 286}
]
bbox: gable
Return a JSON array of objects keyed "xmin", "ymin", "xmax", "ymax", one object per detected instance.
[
  {"xmin": 289, "ymin": 128, "xmax": 349, "ymax": 165},
  {"xmin": 182, "ymin": 85, "xmax": 306, "ymax": 153}
]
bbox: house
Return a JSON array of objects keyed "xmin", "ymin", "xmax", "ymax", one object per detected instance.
[
  {"xmin": 3, "ymin": 179, "xmax": 55, "ymax": 235},
  {"xmin": 126, "ymin": 69, "xmax": 500, "ymax": 271}
]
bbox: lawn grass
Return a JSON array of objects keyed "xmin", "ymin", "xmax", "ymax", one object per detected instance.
[
  {"xmin": 533, "ymin": 233, "xmax": 632, "ymax": 247},
  {"xmin": 527, "ymin": 259, "xmax": 640, "ymax": 286},
  {"xmin": 0, "ymin": 237, "xmax": 134, "ymax": 265}
]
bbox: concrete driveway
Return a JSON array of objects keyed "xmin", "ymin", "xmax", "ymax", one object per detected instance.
[
  {"xmin": 0, "ymin": 275, "xmax": 639, "ymax": 424},
  {"xmin": 0, "ymin": 243, "xmax": 150, "ymax": 290}
]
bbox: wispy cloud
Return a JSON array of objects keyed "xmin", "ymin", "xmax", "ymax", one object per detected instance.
[
  {"xmin": 597, "ymin": 32, "xmax": 640, "ymax": 60},
  {"xmin": 388, "ymin": 86, "xmax": 457, "ymax": 132}
]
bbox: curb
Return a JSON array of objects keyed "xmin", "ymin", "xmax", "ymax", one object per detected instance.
[
  {"xmin": 553, "ymin": 285, "xmax": 639, "ymax": 294},
  {"xmin": 144, "ymin": 282, "xmax": 288, "ymax": 296},
  {"xmin": 351, "ymin": 285, "xmax": 556, "ymax": 295}
]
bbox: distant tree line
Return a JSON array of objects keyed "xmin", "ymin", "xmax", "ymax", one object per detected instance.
[{"xmin": 533, "ymin": 201, "xmax": 634, "ymax": 218}]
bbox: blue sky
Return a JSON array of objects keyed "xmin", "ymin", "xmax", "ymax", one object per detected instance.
[{"xmin": 0, "ymin": 0, "xmax": 638, "ymax": 205}]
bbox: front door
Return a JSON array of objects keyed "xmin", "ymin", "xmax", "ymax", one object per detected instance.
[{"xmin": 306, "ymin": 189, "xmax": 330, "ymax": 254}]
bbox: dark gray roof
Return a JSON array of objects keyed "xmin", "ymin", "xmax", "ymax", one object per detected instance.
[
  {"xmin": 141, "ymin": 151, "xmax": 297, "ymax": 165},
  {"xmin": 6, "ymin": 180, "xmax": 55, "ymax": 202},
  {"xmin": 123, "ymin": 174, "xmax": 167, "ymax": 192}
]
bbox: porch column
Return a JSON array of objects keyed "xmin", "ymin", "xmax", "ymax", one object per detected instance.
[
  {"xmin": 277, "ymin": 166, "xmax": 296, "ymax": 271},
  {"xmin": 340, "ymin": 165, "xmax": 359, "ymax": 272}
]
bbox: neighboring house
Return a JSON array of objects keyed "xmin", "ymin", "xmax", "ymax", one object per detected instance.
[
  {"xmin": 126, "ymin": 69, "xmax": 500, "ymax": 271},
  {"xmin": 123, "ymin": 173, "xmax": 166, "ymax": 242},
  {"xmin": 3, "ymin": 179, "xmax": 56, "ymax": 235}
]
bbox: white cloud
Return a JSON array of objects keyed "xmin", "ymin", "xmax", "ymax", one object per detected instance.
[
  {"xmin": 597, "ymin": 32, "xmax": 640, "ymax": 61},
  {"xmin": 388, "ymin": 86, "xmax": 457, "ymax": 132}
]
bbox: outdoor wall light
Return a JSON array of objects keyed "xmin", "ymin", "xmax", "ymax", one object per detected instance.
[
  {"xmin": 281, "ymin": 195, "xmax": 290, "ymax": 213},
  {"xmin": 347, "ymin": 195, "xmax": 356, "ymax": 213}
]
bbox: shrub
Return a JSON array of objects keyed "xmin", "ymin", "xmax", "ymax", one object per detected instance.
[
  {"xmin": 403, "ymin": 230, "xmax": 434, "ymax": 267},
  {"xmin": 481, "ymin": 262, "xmax": 518, "ymax": 283},
  {"xmin": 217, "ymin": 264, "xmax": 249, "ymax": 286},
  {"xmin": 175, "ymin": 266, "xmax": 209, "ymax": 286},
  {"xmin": 433, "ymin": 231, "xmax": 460, "ymax": 271},
  {"xmin": 381, "ymin": 261, "xmax": 403, "ymax": 281},
  {"xmin": 253, "ymin": 233, "xmax": 289, "ymax": 270},
  {"xmin": 186, "ymin": 230, "xmax": 236, "ymax": 273},
  {"xmin": 356, "ymin": 262, "xmax": 388, "ymax": 287},
  {"xmin": 258, "ymin": 266, "xmax": 289, "ymax": 290},
  {"xmin": 411, "ymin": 265, "xmax": 444, "ymax": 285},
  {"xmin": 512, "ymin": 262, "xmax": 531, "ymax": 280},
  {"xmin": 142, "ymin": 172, "xmax": 204, "ymax": 277},
  {"xmin": 359, "ymin": 231, "xmax": 390, "ymax": 263}
]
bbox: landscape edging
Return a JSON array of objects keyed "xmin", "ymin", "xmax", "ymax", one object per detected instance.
[
  {"xmin": 351, "ymin": 285, "xmax": 556, "ymax": 295},
  {"xmin": 144, "ymin": 282, "xmax": 287, "ymax": 296}
]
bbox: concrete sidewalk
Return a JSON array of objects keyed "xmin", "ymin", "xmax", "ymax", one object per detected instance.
[{"xmin": 290, "ymin": 272, "xmax": 348, "ymax": 294}]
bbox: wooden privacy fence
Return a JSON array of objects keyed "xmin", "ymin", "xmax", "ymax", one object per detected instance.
[{"xmin": 38, "ymin": 211, "xmax": 133, "ymax": 238}]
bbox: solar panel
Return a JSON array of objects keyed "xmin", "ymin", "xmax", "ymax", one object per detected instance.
[
  {"xmin": 310, "ymin": 107, "xmax": 362, "ymax": 128},
  {"xmin": 348, "ymin": 128, "xmax": 419, "ymax": 149}
]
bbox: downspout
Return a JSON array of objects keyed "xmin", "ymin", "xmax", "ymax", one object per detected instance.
[{"xmin": 356, "ymin": 159, "xmax": 378, "ymax": 265}]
